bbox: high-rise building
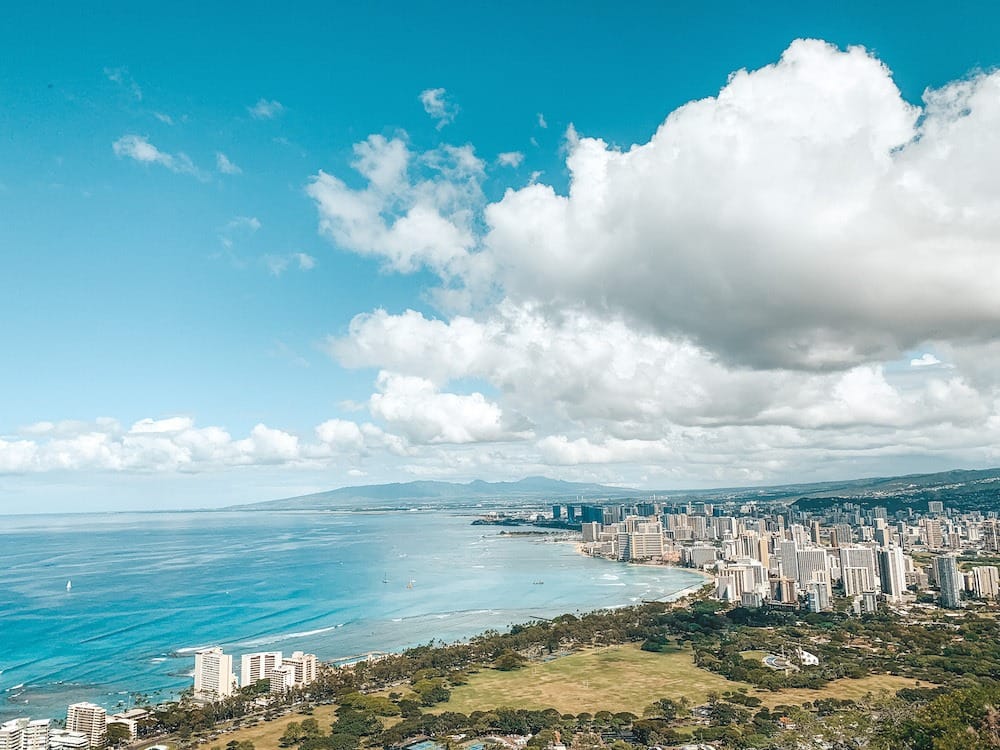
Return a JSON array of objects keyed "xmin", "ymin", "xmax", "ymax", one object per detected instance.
[
  {"xmin": 982, "ymin": 520, "xmax": 1000, "ymax": 553},
  {"xmin": 973, "ymin": 566, "xmax": 1000, "ymax": 600},
  {"xmin": 934, "ymin": 555, "xmax": 963, "ymax": 608},
  {"xmin": 0, "ymin": 720, "xmax": 24, "ymax": 750},
  {"xmin": 67, "ymin": 703, "xmax": 107, "ymax": 749},
  {"xmin": 282, "ymin": 651, "xmax": 317, "ymax": 685},
  {"xmin": 923, "ymin": 519, "xmax": 944, "ymax": 550},
  {"xmin": 22, "ymin": 720, "xmax": 48, "ymax": 750},
  {"xmin": 842, "ymin": 566, "xmax": 873, "ymax": 596},
  {"xmin": 778, "ymin": 540, "xmax": 799, "ymax": 581},
  {"xmin": 581, "ymin": 521, "xmax": 602, "ymax": 543},
  {"xmin": 241, "ymin": 651, "xmax": 283, "ymax": 687},
  {"xmin": 551, "ymin": 504, "xmax": 562, "ymax": 520},
  {"xmin": 878, "ymin": 547, "xmax": 908, "ymax": 603},
  {"xmin": 268, "ymin": 665, "xmax": 295, "ymax": 694},
  {"xmin": 194, "ymin": 647, "xmax": 235, "ymax": 701},
  {"xmin": 796, "ymin": 549, "xmax": 830, "ymax": 596},
  {"xmin": 840, "ymin": 546, "xmax": 879, "ymax": 593}
]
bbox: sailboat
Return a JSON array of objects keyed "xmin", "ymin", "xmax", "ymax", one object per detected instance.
[
  {"xmin": 66, "ymin": 580, "xmax": 72, "ymax": 592},
  {"xmin": 406, "ymin": 579, "xmax": 415, "ymax": 589},
  {"xmin": 382, "ymin": 572, "xmax": 389, "ymax": 584}
]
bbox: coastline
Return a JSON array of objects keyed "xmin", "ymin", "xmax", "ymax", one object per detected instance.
[
  {"xmin": 1, "ymin": 511, "xmax": 708, "ymax": 723},
  {"xmin": 572, "ymin": 539, "xmax": 715, "ymax": 585}
]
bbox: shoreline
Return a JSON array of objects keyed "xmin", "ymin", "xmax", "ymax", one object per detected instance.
[
  {"xmin": 1, "ymin": 521, "xmax": 709, "ymax": 724},
  {"xmin": 572, "ymin": 539, "xmax": 716, "ymax": 584}
]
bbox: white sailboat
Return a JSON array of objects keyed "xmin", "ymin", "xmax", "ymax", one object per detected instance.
[
  {"xmin": 382, "ymin": 572, "xmax": 389, "ymax": 584},
  {"xmin": 66, "ymin": 580, "xmax": 72, "ymax": 592}
]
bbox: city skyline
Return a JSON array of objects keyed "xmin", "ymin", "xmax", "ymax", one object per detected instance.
[{"xmin": 4, "ymin": 3, "xmax": 1000, "ymax": 512}]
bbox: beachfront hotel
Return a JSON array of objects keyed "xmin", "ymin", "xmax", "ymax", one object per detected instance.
[
  {"xmin": 240, "ymin": 651, "xmax": 282, "ymax": 687},
  {"xmin": 0, "ymin": 719, "xmax": 51, "ymax": 750},
  {"xmin": 194, "ymin": 647, "xmax": 236, "ymax": 701},
  {"xmin": 65, "ymin": 703, "xmax": 105, "ymax": 750}
]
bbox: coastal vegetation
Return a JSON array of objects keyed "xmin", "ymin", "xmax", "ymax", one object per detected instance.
[{"xmin": 156, "ymin": 595, "xmax": 1000, "ymax": 749}]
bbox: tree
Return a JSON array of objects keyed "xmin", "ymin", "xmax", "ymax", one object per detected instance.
[
  {"xmin": 106, "ymin": 723, "xmax": 131, "ymax": 747},
  {"xmin": 494, "ymin": 651, "xmax": 527, "ymax": 671}
]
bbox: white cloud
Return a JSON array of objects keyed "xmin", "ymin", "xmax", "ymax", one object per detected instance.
[
  {"xmin": 104, "ymin": 66, "xmax": 142, "ymax": 100},
  {"xmin": 249, "ymin": 98, "xmax": 285, "ymax": 119},
  {"xmin": 112, "ymin": 135, "xmax": 207, "ymax": 179},
  {"xmin": 537, "ymin": 113, "xmax": 547, "ymax": 129},
  {"xmin": 419, "ymin": 87, "xmax": 458, "ymax": 129},
  {"xmin": 216, "ymin": 152, "xmax": 242, "ymax": 175},
  {"xmin": 306, "ymin": 135, "xmax": 485, "ymax": 278},
  {"xmin": 227, "ymin": 216, "xmax": 261, "ymax": 232},
  {"xmin": 911, "ymin": 353, "xmax": 942, "ymax": 367},
  {"xmin": 153, "ymin": 112, "xmax": 174, "ymax": 125},
  {"xmin": 482, "ymin": 40, "xmax": 1000, "ymax": 370},
  {"xmin": 497, "ymin": 151, "xmax": 524, "ymax": 168},
  {"xmin": 295, "ymin": 252, "xmax": 316, "ymax": 270},
  {"xmin": 368, "ymin": 371, "xmax": 531, "ymax": 444},
  {"xmin": 0, "ymin": 417, "xmax": 387, "ymax": 474},
  {"xmin": 263, "ymin": 252, "xmax": 317, "ymax": 276}
]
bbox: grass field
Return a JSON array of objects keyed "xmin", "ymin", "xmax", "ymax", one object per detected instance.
[
  {"xmin": 195, "ymin": 704, "xmax": 340, "ymax": 749},
  {"xmin": 439, "ymin": 644, "xmax": 921, "ymax": 714},
  {"xmin": 441, "ymin": 644, "xmax": 750, "ymax": 714}
]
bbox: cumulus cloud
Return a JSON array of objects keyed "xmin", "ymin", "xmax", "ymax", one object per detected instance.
[
  {"xmin": 112, "ymin": 135, "xmax": 207, "ymax": 179},
  {"xmin": 484, "ymin": 40, "xmax": 1000, "ymax": 370},
  {"xmin": 35, "ymin": 39, "xmax": 1000, "ymax": 488},
  {"xmin": 537, "ymin": 113, "xmax": 547, "ymax": 128},
  {"xmin": 306, "ymin": 135, "xmax": 485, "ymax": 278},
  {"xmin": 368, "ymin": 371, "xmax": 531, "ymax": 444},
  {"xmin": 302, "ymin": 39, "xmax": 1000, "ymax": 484},
  {"xmin": 496, "ymin": 151, "xmax": 524, "ymax": 167},
  {"xmin": 0, "ymin": 416, "xmax": 388, "ymax": 474},
  {"xmin": 249, "ymin": 98, "xmax": 285, "ymax": 119},
  {"xmin": 419, "ymin": 87, "xmax": 458, "ymax": 129},
  {"xmin": 216, "ymin": 152, "xmax": 242, "ymax": 175}
]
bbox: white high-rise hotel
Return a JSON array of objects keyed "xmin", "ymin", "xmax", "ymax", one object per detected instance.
[
  {"xmin": 240, "ymin": 651, "xmax": 282, "ymax": 687},
  {"xmin": 194, "ymin": 647, "xmax": 235, "ymax": 701}
]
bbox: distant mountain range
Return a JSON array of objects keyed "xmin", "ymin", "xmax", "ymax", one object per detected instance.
[
  {"xmin": 228, "ymin": 476, "xmax": 639, "ymax": 510},
  {"xmin": 230, "ymin": 467, "xmax": 1000, "ymax": 512}
]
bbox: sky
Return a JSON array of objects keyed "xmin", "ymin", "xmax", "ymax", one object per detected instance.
[{"xmin": 3, "ymin": 1, "xmax": 1000, "ymax": 512}]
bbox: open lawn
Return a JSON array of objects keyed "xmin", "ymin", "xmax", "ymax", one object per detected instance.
[
  {"xmin": 438, "ymin": 644, "xmax": 922, "ymax": 715},
  {"xmin": 440, "ymin": 644, "xmax": 750, "ymax": 714},
  {"xmin": 189, "ymin": 704, "xmax": 340, "ymax": 749}
]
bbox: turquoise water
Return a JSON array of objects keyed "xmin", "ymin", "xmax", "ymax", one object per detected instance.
[{"xmin": 0, "ymin": 510, "xmax": 704, "ymax": 721}]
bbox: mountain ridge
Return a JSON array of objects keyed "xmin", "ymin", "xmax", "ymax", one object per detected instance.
[{"xmin": 229, "ymin": 467, "xmax": 1000, "ymax": 511}]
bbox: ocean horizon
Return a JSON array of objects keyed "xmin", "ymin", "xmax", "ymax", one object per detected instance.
[{"xmin": 0, "ymin": 509, "xmax": 705, "ymax": 722}]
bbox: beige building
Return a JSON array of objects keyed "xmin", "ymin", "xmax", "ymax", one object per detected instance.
[
  {"xmin": 282, "ymin": 651, "xmax": 317, "ymax": 685},
  {"xmin": 67, "ymin": 703, "xmax": 107, "ymax": 749}
]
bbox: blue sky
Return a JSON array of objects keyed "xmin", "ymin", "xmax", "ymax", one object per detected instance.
[{"xmin": 3, "ymin": 2, "xmax": 1000, "ymax": 511}]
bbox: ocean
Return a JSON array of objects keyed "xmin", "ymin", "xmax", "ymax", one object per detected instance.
[{"xmin": 0, "ymin": 509, "xmax": 705, "ymax": 722}]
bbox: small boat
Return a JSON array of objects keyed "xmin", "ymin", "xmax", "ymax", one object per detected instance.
[
  {"xmin": 406, "ymin": 579, "xmax": 415, "ymax": 589},
  {"xmin": 533, "ymin": 580, "xmax": 544, "ymax": 585},
  {"xmin": 66, "ymin": 580, "xmax": 72, "ymax": 592},
  {"xmin": 382, "ymin": 573, "xmax": 389, "ymax": 584}
]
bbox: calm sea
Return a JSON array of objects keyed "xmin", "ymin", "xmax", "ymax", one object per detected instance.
[{"xmin": 0, "ymin": 510, "xmax": 704, "ymax": 722}]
